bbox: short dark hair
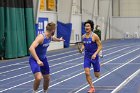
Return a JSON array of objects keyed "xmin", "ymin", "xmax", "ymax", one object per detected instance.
[
  {"xmin": 84, "ymin": 20, "xmax": 94, "ymax": 31},
  {"xmin": 95, "ymin": 25, "xmax": 99, "ymax": 30},
  {"xmin": 46, "ymin": 22, "xmax": 56, "ymax": 32}
]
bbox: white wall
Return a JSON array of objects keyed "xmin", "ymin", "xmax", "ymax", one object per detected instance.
[
  {"xmin": 72, "ymin": 0, "xmax": 81, "ymax": 14},
  {"xmin": 99, "ymin": 0, "xmax": 112, "ymax": 40},
  {"xmin": 57, "ymin": 0, "xmax": 72, "ymax": 23},
  {"xmin": 33, "ymin": 0, "xmax": 64, "ymax": 50},
  {"xmin": 81, "ymin": 0, "xmax": 112, "ymax": 40},
  {"xmin": 120, "ymin": 0, "xmax": 140, "ymax": 17},
  {"xmin": 113, "ymin": 0, "xmax": 140, "ymax": 17},
  {"xmin": 34, "ymin": 0, "xmax": 58, "ymax": 36},
  {"xmin": 48, "ymin": 41, "xmax": 64, "ymax": 51},
  {"xmin": 37, "ymin": 11, "xmax": 57, "ymax": 23},
  {"xmin": 94, "ymin": 0, "xmax": 99, "ymax": 16},
  {"xmin": 70, "ymin": 0, "xmax": 82, "ymax": 43},
  {"xmin": 111, "ymin": 17, "xmax": 140, "ymax": 39},
  {"xmin": 82, "ymin": 0, "xmax": 99, "ymax": 21},
  {"xmin": 99, "ymin": 0, "xmax": 110, "ymax": 17},
  {"xmin": 82, "ymin": 0, "xmax": 95, "ymax": 22},
  {"xmin": 70, "ymin": 14, "xmax": 82, "ymax": 43},
  {"xmin": 33, "ymin": 0, "xmax": 57, "ymax": 23},
  {"xmin": 94, "ymin": 16, "xmax": 105, "ymax": 41},
  {"xmin": 112, "ymin": 0, "xmax": 140, "ymax": 39},
  {"xmin": 112, "ymin": 0, "xmax": 120, "ymax": 16}
]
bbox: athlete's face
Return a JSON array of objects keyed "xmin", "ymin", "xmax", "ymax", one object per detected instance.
[
  {"xmin": 85, "ymin": 23, "xmax": 92, "ymax": 33},
  {"xmin": 51, "ymin": 28, "xmax": 56, "ymax": 36}
]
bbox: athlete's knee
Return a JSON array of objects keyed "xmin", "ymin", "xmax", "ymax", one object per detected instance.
[
  {"xmin": 95, "ymin": 74, "xmax": 100, "ymax": 78},
  {"xmin": 94, "ymin": 72, "xmax": 100, "ymax": 78},
  {"xmin": 44, "ymin": 75, "xmax": 50, "ymax": 81},
  {"xmin": 85, "ymin": 71, "xmax": 90, "ymax": 77},
  {"xmin": 84, "ymin": 68, "xmax": 91, "ymax": 77},
  {"xmin": 35, "ymin": 75, "xmax": 42, "ymax": 82}
]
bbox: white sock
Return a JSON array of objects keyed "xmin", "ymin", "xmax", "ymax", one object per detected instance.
[{"xmin": 32, "ymin": 90, "xmax": 38, "ymax": 93}]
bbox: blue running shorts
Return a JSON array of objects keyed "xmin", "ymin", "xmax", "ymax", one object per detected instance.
[
  {"xmin": 84, "ymin": 56, "xmax": 100, "ymax": 72},
  {"xmin": 29, "ymin": 57, "xmax": 50, "ymax": 75}
]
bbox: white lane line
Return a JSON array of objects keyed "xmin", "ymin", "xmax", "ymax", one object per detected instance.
[
  {"xmin": 37, "ymin": 48, "xmax": 140, "ymax": 93},
  {"xmin": 104, "ymin": 47, "xmax": 130, "ymax": 56},
  {"xmin": 0, "ymin": 44, "xmax": 136, "ymax": 75},
  {"xmin": 0, "ymin": 48, "xmax": 139, "ymax": 92},
  {"xmin": 0, "ymin": 72, "xmax": 31, "ymax": 82},
  {"xmin": 0, "ymin": 53, "xmax": 80, "ymax": 75},
  {"xmin": 103, "ymin": 44, "xmax": 138, "ymax": 52},
  {"xmin": 49, "ymin": 53, "xmax": 79, "ymax": 62},
  {"xmin": 101, "ymin": 48, "xmax": 140, "ymax": 66},
  {"xmin": 106, "ymin": 63, "xmax": 140, "ymax": 65},
  {"xmin": 0, "ymin": 62, "xmax": 83, "ymax": 87},
  {"xmin": 0, "ymin": 45, "xmax": 132, "ymax": 81},
  {"xmin": 0, "ymin": 80, "xmax": 33, "ymax": 93},
  {"xmin": 23, "ymin": 69, "xmax": 84, "ymax": 93},
  {"xmin": 0, "ymin": 66, "xmax": 28, "ymax": 75},
  {"xmin": 0, "ymin": 50, "xmax": 78, "ymax": 69},
  {"xmin": 0, "ymin": 61, "xmax": 83, "ymax": 92},
  {"xmin": 0, "ymin": 43, "xmax": 137, "ymax": 69},
  {"xmin": 0, "ymin": 57, "xmax": 83, "ymax": 82},
  {"xmin": 111, "ymin": 69, "xmax": 140, "ymax": 93},
  {"xmin": 75, "ymin": 55, "xmax": 140, "ymax": 93},
  {"xmin": 47, "ymin": 50, "xmax": 78, "ymax": 57}
]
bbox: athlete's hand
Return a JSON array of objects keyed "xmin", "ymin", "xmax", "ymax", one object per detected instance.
[
  {"xmin": 91, "ymin": 54, "xmax": 96, "ymax": 59},
  {"xmin": 37, "ymin": 60, "xmax": 44, "ymax": 66},
  {"xmin": 79, "ymin": 48, "xmax": 83, "ymax": 53},
  {"xmin": 59, "ymin": 37, "xmax": 65, "ymax": 41}
]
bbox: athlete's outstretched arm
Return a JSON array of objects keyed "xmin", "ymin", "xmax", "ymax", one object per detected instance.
[
  {"xmin": 52, "ymin": 36, "xmax": 65, "ymax": 42},
  {"xmin": 29, "ymin": 34, "xmax": 44, "ymax": 66}
]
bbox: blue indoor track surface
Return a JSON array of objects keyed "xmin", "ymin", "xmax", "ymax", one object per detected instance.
[{"xmin": 0, "ymin": 39, "xmax": 140, "ymax": 93}]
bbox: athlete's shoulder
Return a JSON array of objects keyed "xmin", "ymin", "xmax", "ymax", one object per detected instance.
[
  {"xmin": 82, "ymin": 34, "xmax": 86, "ymax": 39},
  {"xmin": 92, "ymin": 33, "xmax": 98, "ymax": 36},
  {"xmin": 92, "ymin": 33, "xmax": 98, "ymax": 38},
  {"xmin": 34, "ymin": 34, "xmax": 45, "ymax": 44},
  {"xmin": 36, "ymin": 34, "xmax": 44, "ymax": 39},
  {"xmin": 92, "ymin": 33, "xmax": 100, "ymax": 41}
]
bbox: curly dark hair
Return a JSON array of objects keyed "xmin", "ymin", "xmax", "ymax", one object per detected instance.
[{"xmin": 84, "ymin": 20, "xmax": 94, "ymax": 31}]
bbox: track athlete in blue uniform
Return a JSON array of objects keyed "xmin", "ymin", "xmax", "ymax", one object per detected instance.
[
  {"xmin": 80, "ymin": 20, "xmax": 102, "ymax": 93},
  {"xmin": 29, "ymin": 22, "xmax": 64, "ymax": 93}
]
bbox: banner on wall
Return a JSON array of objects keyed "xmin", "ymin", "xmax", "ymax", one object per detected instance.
[
  {"xmin": 57, "ymin": 21, "xmax": 72, "ymax": 48},
  {"xmin": 36, "ymin": 18, "xmax": 48, "ymax": 35},
  {"xmin": 40, "ymin": 0, "xmax": 45, "ymax": 11},
  {"xmin": 47, "ymin": 0, "xmax": 55, "ymax": 10}
]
